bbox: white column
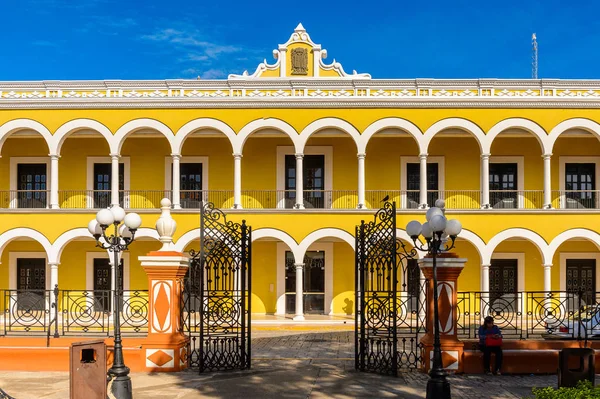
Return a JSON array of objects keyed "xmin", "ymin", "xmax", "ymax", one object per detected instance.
[
  {"xmin": 481, "ymin": 263, "xmax": 491, "ymax": 316},
  {"xmin": 171, "ymin": 154, "xmax": 181, "ymax": 209},
  {"xmin": 357, "ymin": 153, "xmax": 366, "ymax": 209},
  {"xmin": 543, "ymin": 154, "xmax": 552, "ymax": 209},
  {"xmin": 295, "ymin": 154, "xmax": 305, "ymax": 209},
  {"xmin": 293, "ymin": 263, "xmax": 305, "ymax": 321},
  {"xmin": 233, "ymin": 153, "xmax": 243, "ymax": 209},
  {"xmin": 49, "ymin": 262, "xmax": 59, "ymax": 313},
  {"xmin": 110, "ymin": 154, "xmax": 120, "ymax": 207},
  {"xmin": 49, "ymin": 154, "xmax": 60, "ymax": 209},
  {"xmin": 543, "ymin": 264, "xmax": 552, "ymax": 292},
  {"xmin": 419, "ymin": 153, "xmax": 428, "ymax": 208},
  {"xmin": 481, "ymin": 153, "xmax": 490, "ymax": 208}
]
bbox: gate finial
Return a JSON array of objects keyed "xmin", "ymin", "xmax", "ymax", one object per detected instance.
[{"xmin": 156, "ymin": 198, "xmax": 177, "ymax": 251}]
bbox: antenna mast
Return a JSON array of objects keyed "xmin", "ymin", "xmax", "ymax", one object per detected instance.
[{"xmin": 532, "ymin": 33, "xmax": 538, "ymax": 79}]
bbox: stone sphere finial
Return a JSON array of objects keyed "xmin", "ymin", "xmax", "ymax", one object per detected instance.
[{"xmin": 156, "ymin": 197, "xmax": 176, "ymax": 251}]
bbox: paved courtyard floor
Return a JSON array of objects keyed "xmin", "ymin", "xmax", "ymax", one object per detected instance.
[{"xmin": 0, "ymin": 328, "xmax": 590, "ymax": 399}]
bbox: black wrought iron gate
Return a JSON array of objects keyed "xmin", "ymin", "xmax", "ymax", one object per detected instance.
[
  {"xmin": 355, "ymin": 201, "xmax": 426, "ymax": 375},
  {"xmin": 182, "ymin": 202, "xmax": 252, "ymax": 372}
]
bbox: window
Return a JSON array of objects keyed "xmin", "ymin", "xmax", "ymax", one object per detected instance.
[
  {"xmin": 16, "ymin": 258, "xmax": 46, "ymax": 311},
  {"xmin": 285, "ymin": 251, "xmax": 325, "ymax": 314},
  {"xmin": 406, "ymin": 163, "xmax": 438, "ymax": 208},
  {"xmin": 489, "ymin": 163, "xmax": 518, "ymax": 209},
  {"xmin": 17, "ymin": 164, "xmax": 47, "ymax": 208},
  {"xmin": 284, "ymin": 155, "xmax": 325, "ymax": 208},
  {"xmin": 93, "ymin": 163, "xmax": 124, "ymax": 208},
  {"xmin": 565, "ymin": 163, "xmax": 596, "ymax": 209}
]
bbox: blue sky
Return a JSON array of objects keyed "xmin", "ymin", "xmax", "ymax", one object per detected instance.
[{"xmin": 1, "ymin": 0, "xmax": 599, "ymax": 80}]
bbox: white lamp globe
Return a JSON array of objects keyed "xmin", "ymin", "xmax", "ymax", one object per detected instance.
[
  {"xmin": 406, "ymin": 220, "xmax": 422, "ymax": 238},
  {"xmin": 119, "ymin": 224, "xmax": 133, "ymax": 239},
  {"xmin": 110, "ymin": 205, "xmax": 126, "ymax": 223},
  {"xmin": 96, "ymin": 208, "xmax": 115, "ymax": 226},
  {"xmin": 87, "ymin": 219, "xmax": 102, "ymax": 236},
  {"xmin": 445, "ymin": 219, "xmax": 462, "ymax": 236},
  {"xmin": 430, "ymin": 214, "xmax": 447, "ymax": 232},
  {"xmin": 425, "ymin": 207, "xmax": 443, "ymax": 222},
  {"xmin": 421, "ymin": 222, "xmax": 433, "ymax": 239},
  {"xmin": 124, "ymin": 212, "xmax": 142, "ymax": 230},
  {"xmin": 434, "ymin": 199, "xmax": 446, "ymax": 209}
]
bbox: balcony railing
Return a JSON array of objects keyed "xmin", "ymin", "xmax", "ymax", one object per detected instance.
[
  {"xmin": 0, "ymin": 288, "xmax": 148, "ymax": 337},
  {"xmin": 0, "ymin": 189, "xmax": 598, "ymax": 210}
]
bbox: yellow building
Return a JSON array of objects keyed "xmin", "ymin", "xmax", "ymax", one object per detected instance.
[{"xmin": 2, "ymin": 24, "xmax": 600, "ymax": 319}]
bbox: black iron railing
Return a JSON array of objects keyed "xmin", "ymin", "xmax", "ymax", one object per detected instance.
[
  {"xmin": 0, "ymin": 288, "xmax": 148, "ymax": 337},
  {"xmin": 457, "ymin": 290, "xmax": 600, "ymax": 340}
]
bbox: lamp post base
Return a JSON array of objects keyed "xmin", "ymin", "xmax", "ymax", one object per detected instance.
[
  {"xmin": 426, "ymin": 375, "xmax": 451, "ymax": 399},
  {"xmin": 109, "ymin": 374, "xmax": 133, "ymax": 399}
]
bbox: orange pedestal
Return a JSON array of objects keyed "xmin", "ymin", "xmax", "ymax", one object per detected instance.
[
  {"xmin": 138, "ymin": 251, "xmax": 190, "ymax": 372},
  {"xmin": 419, "ymin": 254, "xmax": 466, "ymax": 373}
]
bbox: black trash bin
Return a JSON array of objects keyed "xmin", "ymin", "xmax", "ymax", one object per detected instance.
[
  {"xmin": 70, "ymin": 339, "xmax": 107, "ymax": 399},
  {"xmin": 558, "ymin": 347, "xmax": 595, "ymax": 388}
]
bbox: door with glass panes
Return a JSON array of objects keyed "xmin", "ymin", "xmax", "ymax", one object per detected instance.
[
  {"xmin": 17, "ymin": 258, "xmax": 46, "ymax": 310},
  {"xmin": 93, "ymin": 258, "xmax": 124, "ymax": 312},
  {"xmin": 489, "ymin": 259, "xmax": 518, "ymax": 309},
  {"xmin": 405, "ymin": 259, "xmax": 421, "ymax": 311},
  {"xmin": 93, "ymin": 163, "xmax": 124, "ymax": 208},
  {"xmin": 406, "ymin": 163, "xmax": 438, "ymax": 208},
  {"xmin": 489, "ymin": 163, "xmax": 518, "ymax": 209},
  {"xmin": 17, "ymin": 164, "xmax": 47, "ymax": 208},
  {"xmin": 566, "ymin": 259, "xmax": 596, "ymax": 306},
  {"xmin": 285, "ymin": 251, "xmax": 325, "ymax": 314},
  {"xmin": 284, "ymin": 155, "xmax": 325, "ymax": 208},
  {"xmin": 175, "ymin": 163, "xmax": 203, "ymax": 209},
  {"xmin": 565, "ymin": 163, "xmax": 595, "ymax": 209}
]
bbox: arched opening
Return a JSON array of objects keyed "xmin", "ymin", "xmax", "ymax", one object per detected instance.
[
  {"xmin": 54, "ymin": 120, "xmax": 112, "ymax": 209},
  {"xmin": 176, "ymin": 121, "xmax": 235, "ymax": 209},
  {"xmin": 115, "ymin": 119, "xmax": 174, "ymax": 209},
  {"xmin": 423, "ymin": 119, "xmax": 484, "ymax": 210},
  {"xmin": 300, "ymin": 119, "xmax": 360, "ymax": 209},
  {"xmin": 0, "ymin": 121, "xmax": 52, "ymax": 209},
  {"xmin": 488, "ymin": 120, "xmax": 547, "ymax": 209},
  {"xmin": 364, "ymin": 122, "xmax": 421, "ymax": 209},
  {"xmin": 238, "ymin": 119, "xmax": 297, "ymax": 209}
]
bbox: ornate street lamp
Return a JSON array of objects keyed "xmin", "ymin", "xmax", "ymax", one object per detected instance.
[
  {"xmin": 406, "ymin": 199, "xmax": 462, "ymax": 399},
  {"xmin": 88, "ymin": 206, "xmax": 142, "ymax": 399}
]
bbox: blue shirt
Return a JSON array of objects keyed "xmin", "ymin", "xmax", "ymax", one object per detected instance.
[{"xmin": 478, "ymin": 325, "xmax": 502, "ymax": 346}]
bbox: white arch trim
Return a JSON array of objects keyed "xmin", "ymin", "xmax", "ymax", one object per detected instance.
[
  {"xmin": 113, "ymin": 118, "xmax": 175, "ymax": 155},
  {"xmin": 0, "ymin": 119, "xmax": 53, "ymax": 155},
  {"xmin": 0, "ymin": 228, "xmax": 52, "ymax": 261},
  {"xmin": 297, "ymin": 228, "xmax": 355, "ymax": 261},
  {"xmin": 236, "ymin": 118, "xmax": 300, "ymax": 155},
  {"xmin": 547, "ymin": 228, "xmax": 600, "ymax": 262},
  {"xmin": 50, "ymin": 227, "xmax": 159, "ymax": 264},
  {"xmin": 456, "ymin": 229, "xmax": 486, "ymax": 263},
  {"xmin": 422, "ymin": 118, "xmax": 486, "ymax": 154},
  {"xmin": 297, "ymin": 118, "xmax": 360, "ymax": 154},
  {"xmin": 360, "ymin": 118, "xmax": 423, "ymax": 154},
  {"xmin": 52, "ymin": 119, "xmax": 114, "ymax": 156},
  {"xmin": 173, "ymin": 118, "xmax": 237, "ymax": 155},
  {"xmin": 484, "ymin": 228, "xmax": 550, "ymax": 265},
  {"xmin": 252, "ymin": 228, "xmax": 301, "ymax": 261},
  {"xmin": 485, "ymin": 118, "xmax": 548, "ymax": 154},
  {"xmin": 548, "ymin": 118, "xmax": 600, "ymax": 154}
]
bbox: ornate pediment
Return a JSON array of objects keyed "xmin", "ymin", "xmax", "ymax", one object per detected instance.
[{"xmin": 228, "ymin": 24, "xmax": 371, "ymax": 79}]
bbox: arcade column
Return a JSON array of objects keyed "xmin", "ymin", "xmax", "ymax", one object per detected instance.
[{"xmin": 419, "ymin": 254, "xmax": 466, "ymax": 373}]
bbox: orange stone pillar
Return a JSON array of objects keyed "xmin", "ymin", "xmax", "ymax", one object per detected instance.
[
  {"xmin": 419, "ymin": 254, "xmax": 466, "ymax": 373},
  {"xmin": 137, "ymin": 198, "xmax": 189, "ymax": 372},
  {"xmin": 138, "ymin": 252, "xmax": 189, "ymax": 372}
]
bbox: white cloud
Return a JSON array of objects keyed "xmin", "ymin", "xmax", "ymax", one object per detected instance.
[{"xmin": 141, "ymin": 28, "xmax": 242, "ymax": 60}]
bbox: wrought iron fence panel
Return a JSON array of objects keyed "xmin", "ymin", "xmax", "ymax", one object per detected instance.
[
  {"xmin": 526, "ymin": 291, "xmax": 582, "ymax": 339},
  {"xmin": 474, "ymin": 292, "xmax": 523, "ymax": 339},
  {"xmin": 456, "ymin": 291, "xmax": 471, "ymax": 338},
  {"xmin": 183, "ymin": 201, "xmax": 251, "ymax": 372},
  {"xmin": 61, "ymin": 290, "xmax": 110, "ymax": 335},
  {"xmin": 120, "ymin": 290, "xmax": 149, "ymax": 335},
  {"xmin": 3, "ymin": 289, "xmax": 51, "ymax": 335}
]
